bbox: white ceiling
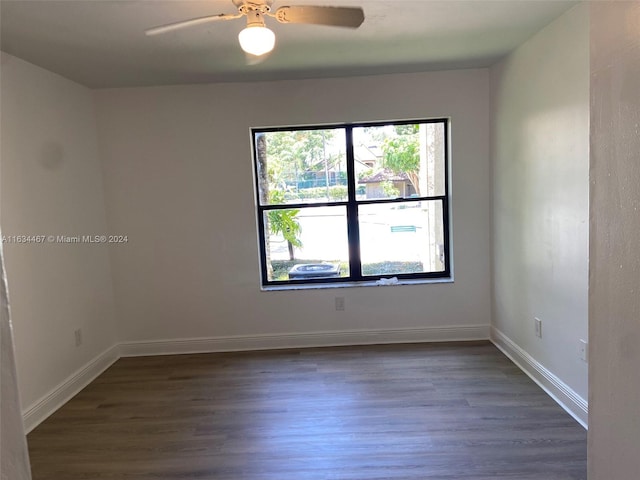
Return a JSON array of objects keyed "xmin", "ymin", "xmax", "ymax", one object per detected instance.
[{"xmin": 0, "ymin": 0, "xmax": 578, "ymax": 88}]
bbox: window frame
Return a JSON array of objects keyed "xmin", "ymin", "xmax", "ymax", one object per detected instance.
[{"xmin": 252, "ymin": 118, "xmax": 451, "ymax": 287}]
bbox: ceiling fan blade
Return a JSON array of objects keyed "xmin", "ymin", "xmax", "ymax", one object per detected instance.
[
  {"xmin": 145, "ymin": 13, "xmax": 243, "ymax": 36},
  {"xmin": 273, "ymin": 6, "xmax": 364, "ymax": 28}
]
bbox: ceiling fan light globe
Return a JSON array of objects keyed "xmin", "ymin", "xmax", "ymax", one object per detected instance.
[{"xmin": 238, "ymin": 26, "xmax": 276, "ymax": 56}]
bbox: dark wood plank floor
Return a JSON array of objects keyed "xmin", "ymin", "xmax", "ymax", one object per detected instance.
[{"xmin": 27, "ymin": 341, "xmax": 586, "ymax": 480}]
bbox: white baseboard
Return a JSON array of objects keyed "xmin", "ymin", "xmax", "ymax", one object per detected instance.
[
  {"xmin": 22, "ymin": 326, "xmax": 589, "ymax": 433},
  {"xmin": 22, "ymin": 325, "xmax": 490, "ymax": 432},
  {"xmin": 490, "ymin": 326, "xmax": 588, "ymax": 428},
  {"xmin": 22, "ymin": 345, "xmax": 119, "ymax": 433},
  {"xmin": 119, "ymin": 324, "xmax": 491, "ymax": 357}
]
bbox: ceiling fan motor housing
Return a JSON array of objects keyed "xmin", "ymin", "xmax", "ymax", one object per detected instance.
[
  {"xmin": 245, "ymin": 8, "xmax": 268, "ymax": 28},
  {"xmin": 238, "ymin": 6, "xmax": 276, "ymax": 57}
]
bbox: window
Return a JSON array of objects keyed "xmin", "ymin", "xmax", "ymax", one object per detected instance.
[{"xmin": 252, "ymin": 119, "xmax": 450, "ymax": 287}]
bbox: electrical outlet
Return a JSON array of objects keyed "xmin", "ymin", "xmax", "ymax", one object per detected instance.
[
  {"xmin": 74, "ymin": 328, "xmax": 82, "ymax": 347},
  {"xmin": 579, "ymin": 339, "xmax": 588, "ymax": 363},
  {"xmin": 335, "ymin": 296, "xmax": 345, "ymax": 311},
  {"xmin": 534, "ymin": 318, "xmax": 542, "ymax": 338}
]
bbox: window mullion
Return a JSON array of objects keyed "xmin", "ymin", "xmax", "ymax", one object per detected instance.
[
  {"xmin": 441, "ymin": 197, "xmax": 451, "ymax": 277},
  {"xmin": 256, "ymin": 208, "xmax": 270, "ymax": 285},
  {"xmin": 345, "ymin": 126, "xmax": 362, "ymax": 280}
]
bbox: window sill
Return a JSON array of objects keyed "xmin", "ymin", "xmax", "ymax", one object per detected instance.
[{"xmin": 261, "ymin": 276, "xmax": 454, "ymax": 292}]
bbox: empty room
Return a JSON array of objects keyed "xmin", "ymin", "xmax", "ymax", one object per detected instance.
[{"xmin": 1, "ymin": 1, "xmax": 638, "ymax": 479}]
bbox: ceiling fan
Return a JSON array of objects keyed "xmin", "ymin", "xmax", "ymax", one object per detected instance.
[{"xmin": 145, "ymin": 0, "xmax": 365, "ymax": 59}]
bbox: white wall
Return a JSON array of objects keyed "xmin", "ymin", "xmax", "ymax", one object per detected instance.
[
  {"xmin": 0, "ymin": 53, "xmax": 118, "ymax": 419},
  {"xmin": 490, "ymin": 3, "xmax": 589, "ymax": 420},
  {"xmin": 94, "ymin": 69, "xmax": 491, "ymax": 345},
  {"xmin": 589, "ymin": 1, "xmax": 640, "ymax": 477}
]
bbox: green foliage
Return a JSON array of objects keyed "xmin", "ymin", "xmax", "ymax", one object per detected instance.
[
  {"xmin": 357, "ymin": 168, "xmax": 374, "ymax": 181},
  {"xmin": 380, "ymin": 180, "xmax": 400, "ymax": 198},
  {"xmin": 268, "ymin": 208, "xmax": 302, "ymax": 248},
  {"xmin": 327, "ymin": 185, "xmax": 348, "ymax": 201},
  {"xmin": 394, "ymin": 124, "xmax": 420, "ymax": 135},
  {"xmin": 381, "ymin": 124, "xmax": 421, "ymax": 194},
  {"xmin": 382, "ymin": 133, "xmax": 420, "ymax": 174},
  {"xmin": 267, "ymin": 190, "xmax": 302, "ymax": 257},
  {"xmin": 265, "ymin": 129, "xmax": 337, "ymax": 188},
  {"xmin": 268, "ymin": 189, "xmax": 288, "ymax": 205},
  {"xmin": 361, "ymin": 261, "xmax": 423, "ymax": 276},
  {"xmin": 264, "ymin": 133, "xmax": 295, "ymax": 186},
  {"xmin": 289, "ymin": 185, "xmax": 348, "ymax": 201}
]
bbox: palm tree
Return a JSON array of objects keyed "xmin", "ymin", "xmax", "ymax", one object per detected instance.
[{"xmin": 267, "ymin": 190, "xmax": 303, "ymax": 260}]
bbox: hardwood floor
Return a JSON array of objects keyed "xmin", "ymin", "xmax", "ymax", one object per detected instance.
[{"xmin": 27, "ymin": 341, "xmax": 586, "ymax": 480}]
